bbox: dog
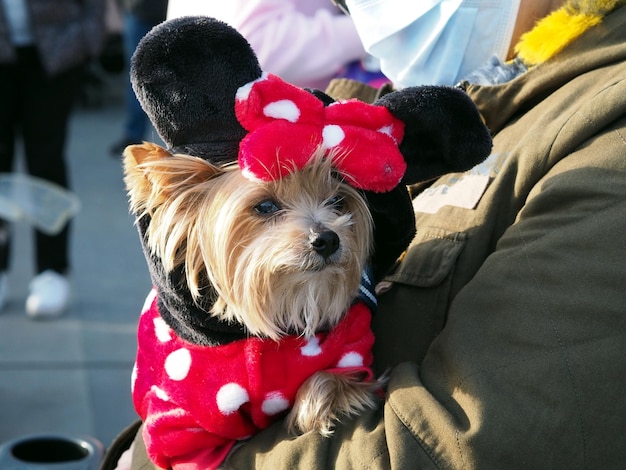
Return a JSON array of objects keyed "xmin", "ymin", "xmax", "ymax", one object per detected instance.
[
  {"xmin": 124, "ymin": 141, "xmax": 387, "ymax": 468},
  {"xmin": 123, "ymin": 17, "xmax": 493, "ymax": 469}
]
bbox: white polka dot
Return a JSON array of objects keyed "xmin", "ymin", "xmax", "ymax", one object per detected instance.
[
  {"xmin": 151, "ymin": 385, "xmax": 170, "ymax": 402},
  {"xmin": 236, "ymin": 82, "xmax": 254, "ymax": 101},
  {"xmin": 153, "ymin": 316, "xmax": 172, "ymax": 342},
  {"xmin": 377, "ymin": 124, "xmax": 394, "ymax": 139},
  {"xmin": 241, "ymin": 166, "xmax": 265, "ymax": 183},
  {"xmin": 261, "ymin": 392, "xmax": 290, "ymax": 415},
  {"xmin": 236, "ymin": 73, "xmax": 268, "ymax": 101},
  {"xmin": 301, "ymin": 336, "xmax": 322, "ymax": 356},
  {"xmin": 264, "ymin": 100, "xmax": 300, "ymax": 122},
  {"xmin": 164, "ymin": 348, "xmax": 192, "ymax": 381},
  {"xmin": 337, "ymin": 351, "xmax": 364, "ymax": 368},
  {"xmin": 130, "ymin": 363, "xmax": 137, "ymax": 392},
  {"xmin": 322, "ymin": 124, "xmax": 345, "ymax": 148},
  {"xmin": 216, "ymin": 383, "xmax": 250, "ymax": 415},
  {"xmin": 141, "ymin": 288, "xmax": 157, "ymax": 315}
]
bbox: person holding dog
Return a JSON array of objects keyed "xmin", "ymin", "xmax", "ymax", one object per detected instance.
[
  {"xmin": 0, "ymin": 0, "xmax": 106, "ymax": 317},
  {"xmin": 222, "ymin": 0, "xmax": 626, "ymax": 467},
  {"xmin": 103, "ymin": 0, "xmax": 626, "ymax": 468},
  {"xmin": 109, "ymin": 0, "xmax": 168, "ymax": 157}
]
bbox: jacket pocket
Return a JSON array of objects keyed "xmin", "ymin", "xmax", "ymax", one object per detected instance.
[
  {"xmin": 385, "ymin": 227, "xmax": 468, "ymax": 287},
  {"xmin": 372, "ymin": 227, "xmax": 467, "ymax": 371}
]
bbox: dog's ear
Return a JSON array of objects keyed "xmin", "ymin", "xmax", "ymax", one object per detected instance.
[
  {"xmin": 374, "ymin": 85, "xmax": 492, "ymax": 184},
  {"xmin": 123, "ymin": 142, "xmax": 171, "ymax": 167},
  {"xmin": 123, "ymin": 143, "xmax": 167, "ymax": 211},
  {"xmin": 123, "ymin": 142, "xmax": 223, "ymax": 215},
  {"xmin": 130, "ymin": 16, "xmax": 262, "ymax": 164}
]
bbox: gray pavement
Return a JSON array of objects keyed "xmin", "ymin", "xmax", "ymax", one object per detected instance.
[{"xmin": 0, "ymin": 78, "xmax": 160, "ymax": 450}]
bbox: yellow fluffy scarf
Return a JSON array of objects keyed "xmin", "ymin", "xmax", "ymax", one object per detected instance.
[{"xmin": 515, "ymin": 0, "xmax": 626, "ymax": 65}]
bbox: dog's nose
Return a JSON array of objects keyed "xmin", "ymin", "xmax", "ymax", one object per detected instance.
[{"xmin": 310, "ymin": 230, "xmax": 340, "ymax": 258}]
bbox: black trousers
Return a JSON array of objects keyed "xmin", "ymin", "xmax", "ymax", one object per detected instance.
[{"xmin": 0, "ymin": 46, "xmax": 82, "ymax": 274}]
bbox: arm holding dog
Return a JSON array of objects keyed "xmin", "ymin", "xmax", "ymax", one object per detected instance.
[{"xmin": 226, "ymin": 3, "xmax": 626, "ymax": 468}]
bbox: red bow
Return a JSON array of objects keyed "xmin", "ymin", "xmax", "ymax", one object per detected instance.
[{"xmin": 235, "ymin": 73, "xmax": 406, "ymax": 193}]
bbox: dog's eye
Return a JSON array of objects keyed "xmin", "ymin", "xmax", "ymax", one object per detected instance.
[
  {"xmin": 254, "ymin": 200, "xmax": 281, "ymax": 215},
  {"xmin": 326, "ymin": 195, "xmax": 345, "ymax": 210}
]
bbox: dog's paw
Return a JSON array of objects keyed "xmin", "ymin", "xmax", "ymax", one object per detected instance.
[{"xmin": 286, "ymin": 370, "xmax": 385, "ymax": 437}]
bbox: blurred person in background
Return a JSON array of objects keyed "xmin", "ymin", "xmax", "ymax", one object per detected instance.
[
  {"xmin": 109, "ymin": 0, "xmax": 168, "ymax": 156},
  {"xmin": 0, "ymin": 0, "xmax": 106, "ymax": 317},
  {"xmin": 166, "ymin": 0, "xmax": 388, "ymax": 90},
  {"xmin": 341, "ymin": 0, "xmax": 524, "ymax": 87}
]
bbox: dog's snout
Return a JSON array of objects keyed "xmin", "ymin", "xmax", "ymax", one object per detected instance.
[{"xmin": 310, "ymin": 230, "xmax": 340, "ymax": 258}]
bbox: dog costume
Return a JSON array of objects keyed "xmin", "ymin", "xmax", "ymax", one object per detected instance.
[{"xmin": 128, "ymin": 16, "xmax": 492, "ymax": 469}]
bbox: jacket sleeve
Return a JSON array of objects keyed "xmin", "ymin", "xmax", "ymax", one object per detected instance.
[{"xmin": 225, "ymin": 118, "xmax": 626, "ymax": 469}]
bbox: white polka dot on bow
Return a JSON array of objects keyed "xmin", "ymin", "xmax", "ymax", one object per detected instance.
[
  {"xmin": 235, "ymin": 72, "xmax": 268, "ymax": 101},
  {"xmin": 322, "ymin": 124, "xmax": 345, "ymax": 148},
  {"xmin": 377, "ymin": 124, "xmax": 395, "ymax": 140},
  {"xmin": 263, "ymin": 99, "xmax": 300, "ymax": 122}
]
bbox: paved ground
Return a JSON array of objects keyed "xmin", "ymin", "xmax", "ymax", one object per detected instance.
[{"xmin": 0, "ymin": 76, "xmax": 159, "ymax": 452}]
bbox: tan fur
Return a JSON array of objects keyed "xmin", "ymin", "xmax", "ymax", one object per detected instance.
[
  {"xmin": 287, "ymin": 371, "xmax": 387, "ymax": 437},
  {"xmin": 124, "ymin": 142, "xmax": 383, "ymax": 435}
]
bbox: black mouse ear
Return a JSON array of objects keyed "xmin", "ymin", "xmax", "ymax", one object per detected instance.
[
  {"xmin": 130, "ymin": 16, "xmax": 263, "ymax": 164},
  {"xmin": 374, "ymin": 85, "xmax": 492, "ymax": 184},
  {"xmin": 365, "ymin": 86, "xmax": 491, "ymax": 280}
]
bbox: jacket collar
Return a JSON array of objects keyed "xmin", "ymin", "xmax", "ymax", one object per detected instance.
[{"xmin": 464, "ymin": 5, "xmax": 626, "ymax": 134}]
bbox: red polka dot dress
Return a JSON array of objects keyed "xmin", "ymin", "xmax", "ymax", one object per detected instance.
[{"xmin": 132, "ymin": 288, "xmax": 375, "ymax": 469}]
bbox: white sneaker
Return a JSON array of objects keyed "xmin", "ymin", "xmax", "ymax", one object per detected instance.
[
  {"xmin": 25, "ymin": 270, "xmax": 70, "ymax": 319},
  {"xmin": 0, "ymin": 272, "xmax": 7, "ymax": 311}
]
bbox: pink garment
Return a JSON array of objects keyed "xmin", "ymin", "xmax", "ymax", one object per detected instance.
[
  {"xmin": 133, "ymin": 288, "xmax": 375, "ymax": 470},
  {"xmin": 167, "ymin": 0, "xmax": 366, "ymax": 89}
]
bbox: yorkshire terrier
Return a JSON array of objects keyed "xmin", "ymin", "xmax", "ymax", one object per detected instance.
[
  {"xmin": 124, "ymin": 16, "xmax": 493, "ymax": 469},
  {"xmin": 124, "ymin": 142, "xmax": 383, "ymax": 443}
]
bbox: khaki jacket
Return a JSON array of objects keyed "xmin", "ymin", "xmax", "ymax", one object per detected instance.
[{"xmin": 124, "ymin": 6, "xmax": 626, "ymax": 470}]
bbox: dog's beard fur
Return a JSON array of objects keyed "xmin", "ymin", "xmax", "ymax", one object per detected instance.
[{"xmin": 124, "ymin": 143, "xmax": 373, "ymax": 340}]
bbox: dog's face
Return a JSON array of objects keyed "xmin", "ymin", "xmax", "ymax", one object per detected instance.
[{"xmin": 124, "ymin": 143, "xmax": 373, "ymax": 340}]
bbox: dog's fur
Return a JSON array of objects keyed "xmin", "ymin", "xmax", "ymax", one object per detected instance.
[{"xmin": 124, "ymin": 141, "xmax": 383, "ymax": 436}]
